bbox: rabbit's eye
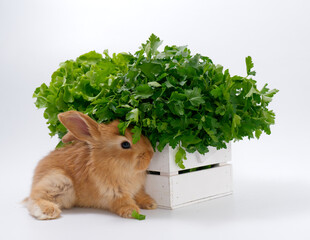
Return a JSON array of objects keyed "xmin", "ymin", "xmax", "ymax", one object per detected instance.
[{"xmin": 121, "ymin": 141, "xmax": 131, "ymax": 149}]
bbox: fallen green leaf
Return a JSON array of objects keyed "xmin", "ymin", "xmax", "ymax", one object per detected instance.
[{"xmin": 131, "ymin": 210, "xmax": 146, "ymax": 220}]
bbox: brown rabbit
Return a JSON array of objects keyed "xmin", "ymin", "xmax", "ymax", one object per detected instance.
[{"xmin": 24, "ymin": 110, "xmax": 156, "ymax": 220}]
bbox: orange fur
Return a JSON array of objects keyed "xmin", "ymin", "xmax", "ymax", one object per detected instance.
[{"xmin": 25, "ymin": 111, "xmax": 156, "ymax": 220}]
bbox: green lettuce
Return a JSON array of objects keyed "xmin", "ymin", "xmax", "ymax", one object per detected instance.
[{"xmin": 33, "ymin": 34, "xmax": 278, "ymax": 168}]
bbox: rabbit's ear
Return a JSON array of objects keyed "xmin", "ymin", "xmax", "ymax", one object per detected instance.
[
  {"xmin": 62, "ymin": 132, "xmax": 77, "ymax": 143},
  {"xmin": 58, "ymin": 111, "xmax": 100, "ymax": 143}
]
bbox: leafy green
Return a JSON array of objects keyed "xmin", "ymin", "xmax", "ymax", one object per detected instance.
[
  {"xmin": 131, "ymin": 210, "xmax": 146, "ymax": 220},
  {"xmin": 246, "ymin": 56, "xmax": 256, "ymax": 76},
  {"xmin": 175, "ymin": 146, "xmax": 187, "ymax": 169},
  {"xmin": 131, "ymin": 126, "xmax": 142, "ymax": 144},
  {"xmin": 33, "ymin": 34, "xmax": 279, "ymax": 168}
]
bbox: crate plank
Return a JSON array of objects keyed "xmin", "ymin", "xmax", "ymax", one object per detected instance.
[
  {"xmin": 148, "ymin": 143, "xmax": 231, "ymax": 174},
  {"xmin": 145, "ymin": 164, "xmax": 233, "ymax": 209},
  {"xmin": 171, "ymin": 164, "xmax": 232, "ymax": 207}
]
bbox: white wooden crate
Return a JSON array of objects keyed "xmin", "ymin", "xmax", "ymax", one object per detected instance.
[{"xmin": 145, "ymin": 143, "xmax": 232, "ymax": 209}]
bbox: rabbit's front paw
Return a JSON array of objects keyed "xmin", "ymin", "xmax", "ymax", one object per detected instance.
[
  {"xmin": 116, "ymin": 204, "xmax": 140, "ymax": 218},
  {"xmin": 138, "ymin": 197, "xmax": 157, "ymax": 210},
  {"xmin": 134, "ymin": 190, "xmax": 157, "ymax": 210}
]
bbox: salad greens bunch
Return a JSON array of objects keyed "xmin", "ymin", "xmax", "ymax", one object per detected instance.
[{"xmin": 33, "ymin": 34, "xmax": 278, "ymax": 168}]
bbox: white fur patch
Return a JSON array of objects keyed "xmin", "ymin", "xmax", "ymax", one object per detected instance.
[
  {"xmin": 32, "ymin": 204, "xmax": 50, "ymax": 220},
  {"xmin": 26, "ymin": 198, "xmax": 61, "ymax": 220},
  {"xmin": 26, "ymin": 199, "xmax": 49, "ymax": 220}
]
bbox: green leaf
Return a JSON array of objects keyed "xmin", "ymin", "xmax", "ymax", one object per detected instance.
[
  {"xmin": 245, "ymin": 86, "xmax": 259, "ymax": 98},
  {"xmin": 55, "ymin": 92, "xmax": 67, "ymax": 110},
  {"xmin": 131, "ymin": 126, "xmax": 142, "ymax": 144},
  {"xmin": 156, "ymin": 134, "xmax": 171, "ymax": 152},
  {"xmin": 142, "ymin": 34, "xmax": 163, "ymax": 59},
  {"xmin": 63, "ymin": 86, "xmax": 74, "ymax": 103},
  {"xmin": 126, "ymin": 108, "xmax": 139, "ymax": 122},
  {"xmin": 255, "ymin": 129, "xmax": 262, "ymax": 139},
  {"xmin": 148, "ymin": 81, "xmax": 161, "ymax": 87},
  {"xmin": 157, "ymin": 122, "xmax": 168, "ymax": 133},
  {"xmin": 138, "ymin": 62, "xmax": 163, "ymax": 80},
  {"xmin": 215, "ymin": 105, "xmax": 226, "ymax": 116},
  {"xmin": 232, "ymin": 114, "xmax": 241, "ymax": 128},
  {"xmin": 77, "ymin": 51, "xmax": 102, "ymax": 64},
  {"xmin": 56, "ymin": 140, "xmax": 65, "ymax": 149},
  {"xmin": 118, "ymin": 121, "xmax": 130, "ymax": 135},
  {"xmin": 34, "ymin": 96, "xmax": 47, "ymax": 108},
  {"xmin": 170, "ymin": 92, "xmax": 187, "ymax": 101},
  {"xmin": 196, "ymin": 142, "xmax": 209, "ymax": 154},
  {"xmin": 139, "ymin": 103, "xmax": 152, "ymax": 112},
  {"xmin": 131, "ymin": 210, "xmax": 146, "ymax": 220},
  {"xmin": 168, "ymin": 101, "xmax": 184, "ymax": 116},
  {"xmin": 210, "ymin": 86, "xmax": 222, "ymax": 98},
  {"xmin": 135, "ymin": 84, "xmax": 153, "ymax": 99},
  {"xmin": 44, "ymin": 105, "xmax": 58, "ymax": 124},
  {"xmin": 181, "ymin": 134, "xmax": 202, "ymax": 148},
  {"xmin": 96, "ymin": 106, "xmax": 114, "ymax": 122},
  {"xmin": 184, "ymin": 87, "xmax": 205, "ymax": 106},
  {"xmin": 265, "ymin": 89, "xmax": 279, "ymax": 97},
  {"xmin": 33, "ymin": 83, "xmax": 49, "ymax": 98},
  {"xmin": 175, "ymin": 146, "xmax": 187, "ymax": 169},
  {"xmin": 245, "ymin": 56, "xmax": 256, "ymax": 76},
  {"xmin": 203, "ymin": 128, "xmax": 219, "ymax": 142}
]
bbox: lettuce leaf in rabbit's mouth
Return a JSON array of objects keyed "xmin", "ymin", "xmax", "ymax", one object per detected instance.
[{"xmin": 33, "ymin": 34, "xmax": 278, "ymax": 169}]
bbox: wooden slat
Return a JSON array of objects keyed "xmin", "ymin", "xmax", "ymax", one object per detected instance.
[
  {"xmin": 145, "ymin": 164, "xmax": 233, "ymax": 209},
  {"xmin": 147, "ymin": 143, "xmax": 231, "ymax": 174}
]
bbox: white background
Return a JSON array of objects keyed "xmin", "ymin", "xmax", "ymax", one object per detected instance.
[{"xmin": 1, "ymin": 0, "xmax": 310, "ymax": 239}]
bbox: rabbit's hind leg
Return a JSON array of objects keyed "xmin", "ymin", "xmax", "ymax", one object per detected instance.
[{"xmin": 25, "ymin": 170, "xmax": 76, "ymax": 220}]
